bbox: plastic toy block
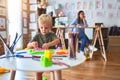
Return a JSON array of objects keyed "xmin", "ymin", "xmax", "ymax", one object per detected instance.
[
  {"xmin": 42, "ymin": 77, "xmax": 47, "ymax": 80},
  {"xmin": 41, "ymin": 50, "xmax": 53, "ymax": 67},
  {"xmin": 0, "ymin": 67, "xmax": 10, "ymax": 73},
  {"xmin": 44, "ymin": 50, "xmax": 52, "ymax": 60},
  {"xmin": 56, "ymin": 49, "xmax": 68, "ymax": 56},
  {"xmin": 29, "ymin": 49, "xmax": 44, "ymax": 55},
  {"xmin": 29, "ymin": 49, "xmax": 54, "ymax": 56},
  {"xmin": 41, "ymin": 56, "xmax": 52, "ymax": 67}
]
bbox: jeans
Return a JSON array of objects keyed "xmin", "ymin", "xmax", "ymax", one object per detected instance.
[{"xmin": 78, "ymin": 32, "xmax": 90, "ymax": 52}]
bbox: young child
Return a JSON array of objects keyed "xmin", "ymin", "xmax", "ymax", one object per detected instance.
[
  {"xmin": 70, "ymin": 10, "xmax": 97, "ymax": 57},
  {"xmin": 27, "ymin": 14, "xmax": 60, "ymax": 80},
  {"xmin": 27, "ymin": 14, "xmax": 60, "ymax": 49}
]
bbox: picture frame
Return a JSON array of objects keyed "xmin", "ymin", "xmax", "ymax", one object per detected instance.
[
  {"xmin": 30, "ymin": 12, "xmax": 37, "ymax": 22},
  {"xmin": 0, "ymin": 18, "xmax": 6, "ymax": 29}
]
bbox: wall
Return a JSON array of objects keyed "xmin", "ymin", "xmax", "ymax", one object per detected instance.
[{"xmin": 48, "ymin": 0, "xmax": 120, "ymax": 27}]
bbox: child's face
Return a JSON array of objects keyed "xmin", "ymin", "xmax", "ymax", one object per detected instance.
[{"xmin": 39, "ymin": 22, "xmax": 51, "ymax": 35}]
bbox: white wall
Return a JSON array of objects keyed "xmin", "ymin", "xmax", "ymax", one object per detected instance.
[{"xmin": 48, "ymin": 0, "xmax": 120, "ymax": 27}]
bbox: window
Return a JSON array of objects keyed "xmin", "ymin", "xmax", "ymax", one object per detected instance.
[{"xmin": 8, "ymin": 0, "xmax": 22, "ymax": 49}]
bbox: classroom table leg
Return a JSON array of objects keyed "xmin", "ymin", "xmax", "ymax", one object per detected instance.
[
  {"xmin": 35, "ymin": 72, "xmax": 43, "ymax": 80},
  {"xmin": 10, "ymin": 70, "xmax": 16, "ymax": 80},
  {"xmin": 50, "ymin": 71, "xmax": 55, "ymax": 80},
  {"xmin": 54, "ymin": 70, "xmax": 62, "ymax": 80}
]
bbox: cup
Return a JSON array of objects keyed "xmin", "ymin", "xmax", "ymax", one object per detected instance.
[{"xmin": 68, "ymin": 32, "xmax": 78, "ymax": 59}]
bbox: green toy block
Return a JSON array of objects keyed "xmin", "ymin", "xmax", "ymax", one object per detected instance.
[
  {"xmin": 41, "ymin": 56, "xmax": 52, "ymax": 67},
  {"xmin": 29, "ymin": 49, "xmax": 54, "ymax": 56},
  {"xmin": 42, "ymin": 77, "xmax": 47, "ymax": 80}
]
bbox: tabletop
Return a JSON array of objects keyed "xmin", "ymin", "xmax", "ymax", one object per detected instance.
[{"xmin": 0, "ymin": 50, "xmax": 85, "ymax": 72}]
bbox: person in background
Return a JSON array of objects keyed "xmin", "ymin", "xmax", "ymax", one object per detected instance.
[
  {"xmin": 70, "ymin": 10, "xmax": 97, "ymax": 57},
  {"xmin": 27, "ymin": 14, "xmax": 60, "ymax": 80}
]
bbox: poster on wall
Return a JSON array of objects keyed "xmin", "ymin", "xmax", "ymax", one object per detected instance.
[
  {"xmin": 0, "ymin": 18, "xmax": 5, "ymax": 29},
  {"xmin": 89, "ymin": 0, "xmax": 96, "ymax": 9},
  {"xmin": 83, "ymin": 1, "xmax": 90, "ymax": 10},
  {"xmin": 105, "ymin": 0, "xmax": 117, "ymax": 10},
  {"xmin": 30, "ymin": 4, "xmax": 37, "ymax": 11},
  {"xmin": 77, "ymin": 1, "xmax": 82, "ymax": 10},
  {"xmin": 106, "ymin": 11, "xmax": 117, "ymax": 19},
  {"xmin": 96, "ymin": 0, "xmax": 103, "ymax": 9},
  {"xmin": 30, "ymin": 13, "xmax": 36, "ymax": 22},
  {"xmin": 95, "ymin": 10, "xmax": 105, "ymax": 18}
]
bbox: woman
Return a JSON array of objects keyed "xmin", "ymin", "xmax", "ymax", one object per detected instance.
[{"xmin": 70, "ymin": 10, "xmax": 97, "ymax": 56}]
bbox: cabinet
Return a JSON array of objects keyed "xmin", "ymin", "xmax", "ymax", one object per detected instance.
[{"xmin": 0, "ymin": 0, "xmax": 7, "ymax": 55}]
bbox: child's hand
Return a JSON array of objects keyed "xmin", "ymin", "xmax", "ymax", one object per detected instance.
[
  {"xmin": 32, "ymin": 42, "xmax": 38, "ymax": 48},
  {"xmin": 42, "ymin": 43, "xmax": 49, "ymax": 49}
]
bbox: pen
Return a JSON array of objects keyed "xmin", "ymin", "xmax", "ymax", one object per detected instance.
[
  {"xmin": 16, "ymin": 55, "xmax": 41, "ymax": 58},
  {"xmin": 53, "ymin": 55, "xmax": 67, "ymax": 57}
]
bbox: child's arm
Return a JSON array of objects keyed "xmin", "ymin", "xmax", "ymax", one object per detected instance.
[
  {"xmin": 42, "ymin": 39, "xmax": 60, "ymax": 49},
  {"xmin": 27, "ymin": 41, "xmax": 38, "ymax": 49}
]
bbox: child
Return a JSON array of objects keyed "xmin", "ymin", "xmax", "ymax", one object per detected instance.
[
  {"xmin": 70, "ymin": 10, "xmax": 97, "ymax": 57},
  {"xmin": 27, "ymin": 14, "xmax": 60, "ymax": 80},
  {"xmin": 27, "ymin": 14, "xmax": 60, "ymax": 49}
]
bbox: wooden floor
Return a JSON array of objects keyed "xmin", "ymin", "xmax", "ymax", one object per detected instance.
[{"xmin": 0, "ymin": 50, "xmax": 120, "ymax": 80}]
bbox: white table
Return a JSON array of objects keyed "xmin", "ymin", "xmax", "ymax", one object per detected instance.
[{"xmin": 0, "ymin": 50, "xmax": 85, "ymax": 80}]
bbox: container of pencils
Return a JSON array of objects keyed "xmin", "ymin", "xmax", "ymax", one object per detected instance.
[{"xmin": 68, "ymin": 32, "xmax": 78, "ymax": 59}]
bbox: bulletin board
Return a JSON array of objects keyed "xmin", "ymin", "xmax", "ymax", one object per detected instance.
[{"xmin": 48, "ymin": 0, "xmax": 120, "ymax": 27}]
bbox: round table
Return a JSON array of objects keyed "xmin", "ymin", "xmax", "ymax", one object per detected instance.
[{"xmin": 0, "ymin": 50, "xmax": 85, "ymax": 80}]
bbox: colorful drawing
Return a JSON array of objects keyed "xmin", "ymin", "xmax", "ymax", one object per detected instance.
[
  {"xmin": 71, "ymin": 2, "xmax": 75, "ymax": 10},
  {"xmin": 89, "ymin": 1, "xmax": 95, "ymax": 9},
  {"xmin": 95, "ymin": 11, "xmax": 105, "ymax": 18},
  {"xmin": 107, "ymin": 11, "xmax": 117, "ymax": 19},
  {"xmin": 83, "ymin": 1, "xmax": 89, "ymax": 10},
  {"xmin": 96, "ymin": 0, "xmax": 103, "ymax": 9},
  {"xmin": 77, "ymin": 1, "xmax": 82, "ymax": 10}
]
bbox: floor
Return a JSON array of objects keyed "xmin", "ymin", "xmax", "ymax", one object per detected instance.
[{"xmin": 0, "ymin": 50, "xmax": 120, "ymax": 80}]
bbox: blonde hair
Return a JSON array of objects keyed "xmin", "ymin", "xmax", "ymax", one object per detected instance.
[{"xmin": 38, "ymin": 14, "xmax": 52, "ymax": 28}]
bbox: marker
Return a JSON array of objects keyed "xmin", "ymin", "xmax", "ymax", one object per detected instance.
[{"xmin": 16, "ymin": 55, "xmax": 41, "ymax": 58}]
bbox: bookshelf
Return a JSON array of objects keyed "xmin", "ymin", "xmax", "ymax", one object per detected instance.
[{"xmin": 0, "ymin": 0, "xmax": 7, "ymax": 55}]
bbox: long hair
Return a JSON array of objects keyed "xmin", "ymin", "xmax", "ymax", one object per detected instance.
[{"xmin": 77, "ymin": 10, "xmax": 84, "ymax": 24}]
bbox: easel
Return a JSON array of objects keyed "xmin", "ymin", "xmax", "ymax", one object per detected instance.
[
  {"xmin": 91, "ymin": 25, "xmax": 107, "ymax": 61},
  {"xmin": 56, "ymin": 28, "xmax": 66, "ymax": 49}
]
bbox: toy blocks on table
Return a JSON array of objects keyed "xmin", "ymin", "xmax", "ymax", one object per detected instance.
[{"xmin": 41, "ymin": 50, "xmax": 53, "ymax": 67}]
